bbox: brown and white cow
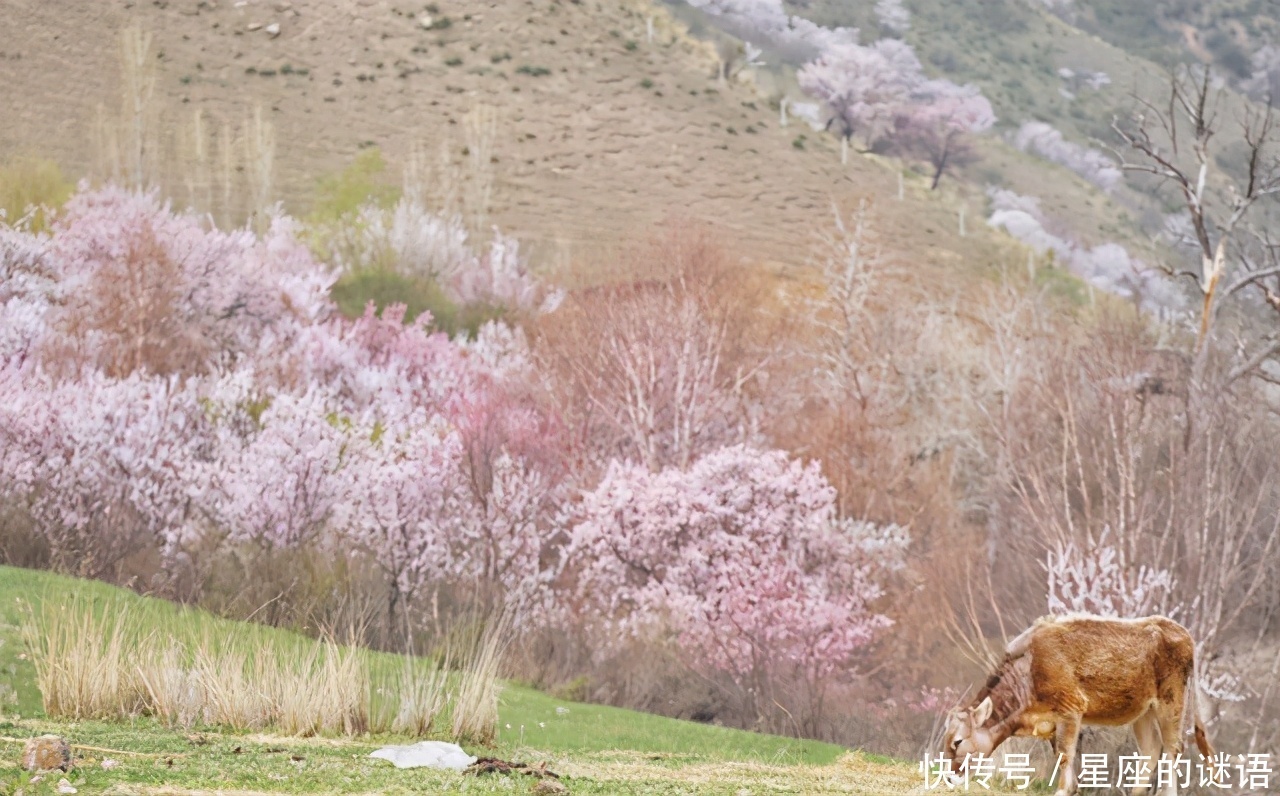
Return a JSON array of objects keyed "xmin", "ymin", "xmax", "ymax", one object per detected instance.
[{"xmin": 940, "ymin": 613, "xmax": 1214, "ymax": 796}]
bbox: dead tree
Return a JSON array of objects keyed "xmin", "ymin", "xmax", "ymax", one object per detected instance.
[{"xmin": 1108, "ymin": 65, "xmax": 1280, "ymax": 387}]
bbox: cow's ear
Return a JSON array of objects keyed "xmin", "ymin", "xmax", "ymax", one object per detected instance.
[{"xmin": 972, "ymin": 697, "xmax": 993, "ymax": 725}]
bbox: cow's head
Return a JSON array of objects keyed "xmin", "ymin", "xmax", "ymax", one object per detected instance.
[{"xmin": 941, "ymin": 696, "xmax": 995, "ymax": 778}]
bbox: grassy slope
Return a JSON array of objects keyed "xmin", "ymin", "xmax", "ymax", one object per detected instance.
[{"xmin": 0, "ymin": 566, "xmax": 972, "ymax": 795}]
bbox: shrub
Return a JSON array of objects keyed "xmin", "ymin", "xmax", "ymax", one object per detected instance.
[
  {"xmin": 0, "ymin": 156, "xmax": 73, "ymax": 232},
  {"xmin": 307, "ymin": 148, "xmax": 400, "ymax": 230},
  {"xmin": 330, "ymin": 267, "xmax": 462, "ymax": 328}
]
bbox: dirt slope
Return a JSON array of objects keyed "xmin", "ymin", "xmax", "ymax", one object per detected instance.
[{"xmin": 0, "ymin": 0, "xmax": 1018, "ymax": 288}]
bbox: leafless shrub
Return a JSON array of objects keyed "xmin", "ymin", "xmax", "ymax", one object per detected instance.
[{"xmin": 531, "ymin": 220, "xmax": 772, "ymax": 476}]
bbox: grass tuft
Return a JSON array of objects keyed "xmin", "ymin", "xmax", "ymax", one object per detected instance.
[
  {"xmin": 18, "ymin": 593, "xmax": 508, "ymax": 743},
  {"xmin": 451, "ymin": 612, "xmax": 511, "ymax": 745}
]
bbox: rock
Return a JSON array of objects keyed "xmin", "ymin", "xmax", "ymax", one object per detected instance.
[
  {"xmin": 419, "ymin": 15, "xmax": 434, "ymax": 29},
  {"xmin": 265, "ymin": 23, "xmax": 281, "ymax": 37},
  {"xmin": 56, "ymin": 779, "xmax": 77, "ymax": 795},
  {"xmin": 369, "ymin": 741, "xmax": 476, "ymax": 771},
  {"xmin": 246, "ymin": 22, "xmax": 263, "ymax": 31},
  {"xmin": 101, "ymin": 758, "xmax": 120, "ymax": 770},
  {"xmin": 531, "ymin": 780, "xmax": 567, "ymax": 795},
  {"xmin": 23, "ymin": 735, "xmax": 71, "ymax": 773}
]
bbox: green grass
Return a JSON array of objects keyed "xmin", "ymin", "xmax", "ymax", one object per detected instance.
[
  {"xmin": 329, "ymin": 267, "xmax": 506, "ymax": 338},
  {"xmin": 0, "ymin": 567, "xmax": 942, "ymax": 794}
]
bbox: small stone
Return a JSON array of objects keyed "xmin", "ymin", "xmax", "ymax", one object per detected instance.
[
  {"xmin": 57, "ymin": 779, "xmax": 77, "ymax": 795},
  {"xmin": 246, "ymin": 22, "xmax": 263, "ymax": 31},
  {"xmin": 418, "ymin": 15, "xmax": 433, "ymax": 29},
  {"xmin": 102, "ymin": 758, "xmax": 120, "ymax": 770},
  {"xmin": 531, "ymin": 780, "xmax": 567, "ymax": 795},
  {"xmin": 265, "ymin": 22, "xmax": 281, "ymax": 37},
  {"xmin": 23, "ymin": 735, "xmax": 71, "ymax": 773}
]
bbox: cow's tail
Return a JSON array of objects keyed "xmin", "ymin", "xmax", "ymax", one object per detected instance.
[{"xmin": 1184, "ymin": 658, "xmax": 1215, "ymax": 759}]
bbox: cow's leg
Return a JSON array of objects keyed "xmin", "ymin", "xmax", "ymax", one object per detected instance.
[
  {"xmin": 1155, "ymin": 698, "xmax": 1187, "ymax": 796},
  {"xmin": 1130, "ymin": 708, "xmax": 1161, "ymax": 796},
  {"xmin": 1052, "ymin": 715, "xmax": 1082, "ymax": 796}
]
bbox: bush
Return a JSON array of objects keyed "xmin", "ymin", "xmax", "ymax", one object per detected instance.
[
  {"xmin": 330, "ymin": 266, "xmax": 504, "ymax": 337},
  {"xmin": 306, "ymin": 148, "xmax": 400, "ymax": 229},
  {"xmin": 0, "ymin": 156, "xmax": 73, "ymax": 232}
]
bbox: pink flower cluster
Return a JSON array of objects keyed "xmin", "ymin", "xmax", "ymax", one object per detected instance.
[
  {"xmin": 567, "ymin": 445, "xmax": 906, "ymax": 682},
  {"xmin": 0, "ymin": 183, "xmax": 904, "ymax": 681}
]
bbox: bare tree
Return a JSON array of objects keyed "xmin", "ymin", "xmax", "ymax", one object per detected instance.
[
  {"xmin": 120, "ymin": 25, "xmax": 159, "ymax": 190},
  {"xmin": 532, "ymin": 222, "xmax": 769, "ymax": 475},
  {"xmin": 1109, "ymin": 65, "xmax": 1280, "ymax": 385},
  {"xmin": 243, "ymin": 105, "xmax": 276, "ymax": 234}
]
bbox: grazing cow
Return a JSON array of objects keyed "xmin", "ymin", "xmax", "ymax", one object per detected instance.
[{"xmin": 940, "ymin": 613, "xmax": 1214, "ymax": 796}]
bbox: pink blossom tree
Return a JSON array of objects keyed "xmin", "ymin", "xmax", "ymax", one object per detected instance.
[
  {"xmin": 874, "ymin": 0, "xmax": 910, "ymax": 36},
  {"xmin": 1243, "ymin": 44, "xmax": 1280, "ymax": 104},
  {"xmin": 893, "ymin": 80, "xmax": 996, "ymax": 189},
  {"xmin": 40, "ymin": 184, "xmax": 335, "ymax": 378},
  {"xmin": 0, "ymin": 223, "xmax": 55, "ymax": 364},
  {"xmin": 210, "ymin": 386, "xmax": 363, "ymax": 552},
  {"xmin": 567, "ymin": 444, "xmax": 907, "ymax": 733},
  {"xmin": 797, "ymin": 39, "xmax": 925, "ymax": 164},
  {"xmin": 0, "ymin": 365, "xmax": 210, "ymax": 580},
  {"xmin": 346, "ymin": 413, "xmax": 470, "ymax": 629}
]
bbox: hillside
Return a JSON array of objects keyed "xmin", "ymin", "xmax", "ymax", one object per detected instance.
[
  {"xmin": 6, "ymin": 0, "xmax": 1266, "ymax": 328},
  {"xmin": 0, "ymin": 566, "xmax": 952, "ymax": 795},
  {"xmin": 791, "ymin": 0, "xmax": 1280, "ymax": 252},
  {"xmin": 2, "ymin": 0, "xmax": 1110, "ymax": 305}
]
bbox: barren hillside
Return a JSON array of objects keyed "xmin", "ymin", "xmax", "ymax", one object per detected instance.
[{"xmin": 1, "ymin": 0, "xmax": 1033, "ymax": 292}]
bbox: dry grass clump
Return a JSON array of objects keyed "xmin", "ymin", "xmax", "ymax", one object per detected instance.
[
  {"xmin": 451, "ymin": 612, "xmax": 511, "ymax": 745},
  {"xmin": 21, "ymin": 597, "xmax": 148, "ymax": 720},
  {"xmin": 20, "ymin": 595, "xmax": 505, "ymax": 743},
  {"xmin": 386, "ymin": 653, "xmax": 452, "ymax": 737}
]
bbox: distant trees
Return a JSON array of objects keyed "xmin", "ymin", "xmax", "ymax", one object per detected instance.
[
  {"xmin": 985, "ymin": 188, "xmax": 1182, "ymax": 313},
  {"xmin": 1013, "ymin": 121, "xmax": 1122, "ymax": 192},
  {"xmin": 683, "ymin": 0, "xmax": 857, "ymax": 66},
  {"xmin": 797, "ymin": 40, "xmax": 996, "ymax": 181},
  {"xmin": 874, "ymin": 0, "xmax": 910, "ymax": 36},
  {"xmin": 685, "ymin": 1, "xmax": 994, "ymax": 179},
  {"xmin": 797, "ymin": 40, "xmax": 925, "ymax": 164},
  {"xmin": 1243, "ymin": 44, "xmax": 1280, "ymax": 105}
]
